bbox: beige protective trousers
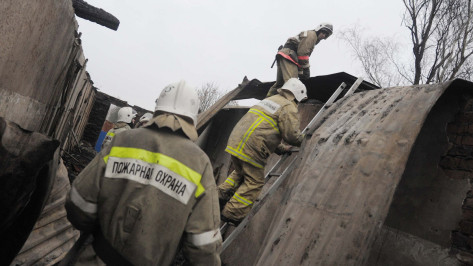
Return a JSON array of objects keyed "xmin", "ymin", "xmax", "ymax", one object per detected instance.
[
  {"xmin": 267, "ymin": 58, "xmax": 299, "ymax": 97},
  {"xmin": 218, "ymin": 156, "xmax": 265, "ymax": 221}
]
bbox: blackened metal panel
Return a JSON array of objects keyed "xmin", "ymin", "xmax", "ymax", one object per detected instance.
[
  {"xmin": 198, "ymin": 107, "xmax": 248, "ymax": 185},
  {"xmin": 232, "ymin": 72, "xmax": 379, "ymax": 102}
]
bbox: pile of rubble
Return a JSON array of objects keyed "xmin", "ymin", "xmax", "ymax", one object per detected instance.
[{"xmin": 62, "ymin": 141, "xmax": 97, "ymax": 183}]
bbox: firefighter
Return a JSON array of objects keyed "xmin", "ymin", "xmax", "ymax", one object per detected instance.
[
  {"xmin": 135, "ymin": 112, "xmax": 153, "ymax": 128},
  {"xmin": 218, "ymin": 78, "xmax": 307, "ymax": 225},
  {"xmin": 65, "ymin": 80, "xmax": 222, "ymax": 265},
  {"xmin": 101, "ymin": 106, "xmax": 136, "ymax": 149},
  {"xmin": 267, "ymin": 23, "xmax": 333, "ymax": 97}
]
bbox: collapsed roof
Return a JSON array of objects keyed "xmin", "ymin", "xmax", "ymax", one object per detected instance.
[{"xmin": 197, "ymin": 72, "xmax": 378, "ymax": 133}]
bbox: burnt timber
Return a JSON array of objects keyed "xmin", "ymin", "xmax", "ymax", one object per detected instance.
[{"xmin": 72, "ymin": 0, "xmax": 120, "ymax": 30}]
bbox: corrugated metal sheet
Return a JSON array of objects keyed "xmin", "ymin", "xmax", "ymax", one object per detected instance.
[{"xmin": 220, "ymin": 79, "xmax": 473, "ymax": 265}]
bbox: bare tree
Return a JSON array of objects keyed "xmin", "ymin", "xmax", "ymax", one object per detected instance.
[
  {"xmin": 339, "ymin": 27, "xmax": 405, "ymax": 87},
  {"xmin": 340, "ymin": 0, "xmax": 473, "ymax": 87},
  {"xmin": 197, "ymin": 82, "xmax": 239, "ymax": 112},
  {"xmin": 403, "ymin": 0, "xmax": 473, "ymax": 84},
  {"xmin": 197, "ymin": 82, "xmax": 224, "ymax": 112}
]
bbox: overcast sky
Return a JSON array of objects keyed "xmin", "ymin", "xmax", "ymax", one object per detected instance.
[{"xmin": 77, "ymin": 0, "xmax": 408, "ymax": 111}]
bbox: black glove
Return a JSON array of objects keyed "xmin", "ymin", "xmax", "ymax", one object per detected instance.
[
  {"xmin": 299, "ymin": 68, "xmax": 310, "ymax": 80},
  {"xmin": 275, "ymin": 147, "xmax": 283, "ymax": 155},
  {"xmin": 275, "ymin": 144, "xmax": 292, "ymax": 156}
]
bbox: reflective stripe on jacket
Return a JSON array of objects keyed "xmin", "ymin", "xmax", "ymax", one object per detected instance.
[
  {"xmin": 277, "ymin": 30, "xmax": 319, "ymax": 69},
  {"xmin": 66, "ymin": 125, "xmax": 221, "ymax": 266},
  {"xmin": 225, "ymin": 93, "xmax": 303, "ymax": 168}
]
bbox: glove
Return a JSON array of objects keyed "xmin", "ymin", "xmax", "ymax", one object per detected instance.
[
  {"xmin": 275, "ymin": 144, "xmax": 292, "ymax": 156},
  {"xmin": 299, "ymin": 68, "xmax": 310, "ymax": 80}
]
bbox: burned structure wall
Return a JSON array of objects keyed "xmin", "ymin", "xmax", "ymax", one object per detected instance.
[
  {"xmin": 442, "ymin": 94, "xmax": 473, "ymax": 256},
  {"xmin": 367, "ymin": 85, "xmax": 471, "ymax": 265},
  {"xmin": 81, "ymin": 90, "xmax": 152, "ymax": 147},
  {"xmin": 0, "ymin": 1, "xmax": 98, "ymax": 264},
  {"xmin": 82, "ymin": 91, "xmax": 128, "ymax": 146},
  {"xmin": 0, "ymin": 0, "xmax": 95, "ymax": 152}
]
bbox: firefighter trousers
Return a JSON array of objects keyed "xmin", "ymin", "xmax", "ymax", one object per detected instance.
[
  {"xmin": 218, "ymin": 156, "xmax": 265, "ymax": 221},
  {"xmin": 267, "ymin": 57, "xmax": 299, "ymax": 97}
]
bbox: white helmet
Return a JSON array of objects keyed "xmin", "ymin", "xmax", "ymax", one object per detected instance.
[
  {"xmin": 315, "ymin": 23, "xmax": 333, "ymax": 37},
  {"xmin": 139, "ymin": 112, "xmax": 153, "ymax": 123},
  {"xmin": 117, "ymin": 107, "xmax": 136, "ymax": 123},
  {"xmin": 281, "ymin": 78, "xmax": 308, "ymax": 102},
  {"xmin": 155, "ymin": 80, "xmax": 200, "ymax": 125}
]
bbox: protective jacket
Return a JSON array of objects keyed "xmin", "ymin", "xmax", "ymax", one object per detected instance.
[
  {"xmin": 101, "ymin": 122, "xmax": 131, "ymax": 149},
  {"xmin": 225, "ymin": 91, "xmax": 303, "ymax": 169},
  {"xmin": 277, "ymin": 30, "xmax": 319, "ymax": 70},
  {"xmin": 66, "ymin": 115, "xmax": 222, "ymax": 266}
]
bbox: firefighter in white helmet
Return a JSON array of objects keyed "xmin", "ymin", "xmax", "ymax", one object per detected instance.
[
  {"xmin": 218, "ymin": 78, "xmax": 307, "ymax": 225},
  {"xmin": 66, "ymin": 80, "xmax": 222, "ymax": 265},
  {"xmin": 101, "ymin": 106, "xmax": 136, "ymax": 150},
  {"xmin": 135, "ymin": 112, "xmax": 153, "ymax": 128},
  {"xmin": 267, "ymin": 23, "xmax": 333, "ymax": 97}
]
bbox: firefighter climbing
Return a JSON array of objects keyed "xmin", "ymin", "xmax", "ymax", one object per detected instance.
[
  {"xmin": 267, "ymin": 23, "xmax": 333, "ymax": 97},
  {"xmin": 218, "ymin": 78, "xmax": 307, "ymax": 225}
]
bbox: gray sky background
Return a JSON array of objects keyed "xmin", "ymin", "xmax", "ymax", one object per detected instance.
[{"xmin": 77, "ymin": 0, "xmax": 409, "ymax": 111}]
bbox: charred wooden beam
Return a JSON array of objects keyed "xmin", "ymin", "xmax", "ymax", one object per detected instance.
[{"xmin": 72, "ymin": 0, "xmax": 120, "ymax": 31}]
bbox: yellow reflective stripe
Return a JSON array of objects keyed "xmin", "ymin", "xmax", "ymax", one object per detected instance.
[
  {"xmin": 248, "ymin": 108, "xmax": 279, "ymax": 133},
  {"xmin": 225, "ymin": 177, "xmax": 236, "ymax": 187},
  {"xmin": 237, "ymin": 117, "xmax": 261, "ymax": 150},
  {"xmin": 225, "ymin": 146, "xmax": 264, "ymax": 168},
  {"xmin": 239, "ymin": 118, "xmax": 263, "ymax": 151},
  {"xmin": 103, "ymin": 147, "xmax": 205, "ymax": 197},
  {"xmin": 106, "ymin": 131, "xmax": 116, "ymax": 137},
  {"xmin": 233, "ymin": 193, "xmax": 253, "ymax": 206},
  {"xmin": 235, "ymin": 109, "xmax": 279, "ymax": 157}
]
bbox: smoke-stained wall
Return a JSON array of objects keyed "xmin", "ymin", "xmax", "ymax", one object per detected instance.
[{"xmin": 0, "ymin": 0, "xmax": 95, "ymax": 151}]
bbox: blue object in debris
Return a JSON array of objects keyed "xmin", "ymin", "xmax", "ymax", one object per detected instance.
[{"xmin": 95, "ymin": 131, "xmax": 107, "ymax": 152}]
